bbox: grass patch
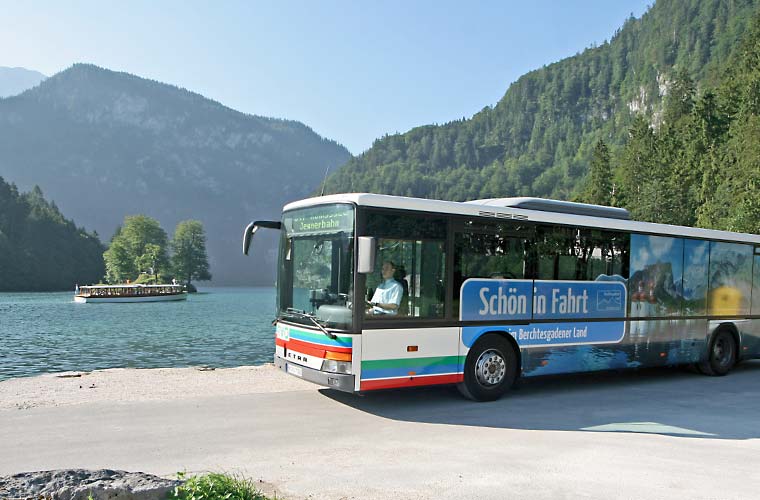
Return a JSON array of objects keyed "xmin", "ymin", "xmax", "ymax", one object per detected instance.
[{"xmin": 169, "ymin": 472, "xmax": 272, "ymax": 500}]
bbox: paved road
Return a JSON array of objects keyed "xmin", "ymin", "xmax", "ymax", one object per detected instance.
[{"xmin": 3, "ymin": 362, "xmax": 760, "ymax": 499}]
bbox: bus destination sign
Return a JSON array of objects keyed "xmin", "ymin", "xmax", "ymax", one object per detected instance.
[{"xmin": 287, "ymin": 205, "xmax": 354, "ymax": 235}]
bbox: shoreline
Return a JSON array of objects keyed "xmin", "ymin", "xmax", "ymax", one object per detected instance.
[{"xmin": 0, "ymin": 364, "xmax": 314, "ymax": 411}]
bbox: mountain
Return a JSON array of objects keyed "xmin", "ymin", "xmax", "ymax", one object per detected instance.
[
  {"xmin": 0, "ymin": 67, "xmax": 46, "ymax": 98},
  {"xmin": 0, "ymin": 178, "xmax": 104, "ymax": 291},
  {"xmin": 0, "ymin": 64, "xmax": 351, "ymax": 285},
  {"xmin": 324, "ymin": 0, "xmax": 759, "ymax": 202}
]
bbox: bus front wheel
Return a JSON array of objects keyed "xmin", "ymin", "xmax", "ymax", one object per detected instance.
[
  {"xmin": 458, "ymin": 334, "xmax": 518, "ymax": 401},
  {"xmin": 698, "ymin": 329, "xmax": 737, "ymax": 376}
]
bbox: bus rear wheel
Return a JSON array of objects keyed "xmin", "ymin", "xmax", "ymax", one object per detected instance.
[
  {"xmin": 698, "ymin": 329, "xmax": 737, "ymax": 376},
  {"xmin": 458, "ymin": 334, "xmax": 517, "ymax": 401}
]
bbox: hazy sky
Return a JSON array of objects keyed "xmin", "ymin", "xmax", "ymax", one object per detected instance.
[{"xmin": 2, "ymin": 1, "xmax": 651, "ymax": 153}]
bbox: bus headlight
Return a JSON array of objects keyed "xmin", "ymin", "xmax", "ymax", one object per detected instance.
[{"xmin": 322, "ymin": 359, "xmax": 352, "ymax": 374}]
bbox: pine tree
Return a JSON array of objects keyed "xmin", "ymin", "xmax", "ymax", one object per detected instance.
[
  {"xmin": 616, "ymin": 116, "xmax": 658, "ymax": 220},
  {"xmin": 585, "ymin": 138, "xmax": 613, "ymax": 206},
  {"xmin": 663, "ymin": 68, "xmax": 696, "ymax": 126}
]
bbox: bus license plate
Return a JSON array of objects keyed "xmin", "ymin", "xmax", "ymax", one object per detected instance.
[{"xmin": 287, "ymin": 364, "xmax": 303, "ymax": 377}]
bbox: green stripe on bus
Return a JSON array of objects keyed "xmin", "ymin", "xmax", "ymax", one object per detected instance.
[{"xmin": 362, "ymin": 355, "xmax": 465, "ymax": 370}]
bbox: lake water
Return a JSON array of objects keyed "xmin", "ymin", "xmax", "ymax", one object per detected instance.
[{"xmin": 0, "ymin": 287, "xmax": 277, "ymax": 381}]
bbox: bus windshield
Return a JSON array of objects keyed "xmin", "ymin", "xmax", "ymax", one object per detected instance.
[{"xmin": 277, "ymin": 204, "xmax": 355, "ymax": 330}]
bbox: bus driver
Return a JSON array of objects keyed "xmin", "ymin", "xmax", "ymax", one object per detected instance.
[{"xmin": 367, "ymin": 260, "xmax": 404, "ymax": 315}]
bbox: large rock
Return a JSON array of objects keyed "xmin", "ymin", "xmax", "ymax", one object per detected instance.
[{"xmin": 0, "ymin": 469, "xmax": 181, "ymax": 500}]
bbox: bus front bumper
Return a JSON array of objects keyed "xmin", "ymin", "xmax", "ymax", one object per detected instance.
[{"xmin": 274, "ymin": 355, "xmax": 355, "ymax": 393}]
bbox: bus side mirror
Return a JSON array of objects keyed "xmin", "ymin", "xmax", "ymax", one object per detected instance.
[
  {"xmin": 357, "ymin": 236, "xmax": 376, "ymax": 274},
  {"xmin": 243, "ymin": 220, "xmax": 281, "ymax": 255}
]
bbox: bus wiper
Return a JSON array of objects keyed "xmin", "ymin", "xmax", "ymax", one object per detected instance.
[{"xmin": 285, "ymin": 308, "xmax": 337, "ymax": 340}]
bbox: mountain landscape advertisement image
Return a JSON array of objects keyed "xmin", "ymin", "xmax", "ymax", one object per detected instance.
[{"xmin": 2, "ymin": 1, "xmax": 760, "ymax": 499}]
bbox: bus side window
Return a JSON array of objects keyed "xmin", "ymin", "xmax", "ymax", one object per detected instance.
[
  {"xmin": 365, "ymin": 238, "xmax": 446, "ymax": 319},
  {"xmin": 453, "ymin": 221, "xmax": 532, "ymax": 312},
  {"xmin": 532, "ymin": 225, "xmax": 629, "ymax": 281},
  {"xmin": 364, "ymin": 211, "xmax": 448, "ymax": 319}
]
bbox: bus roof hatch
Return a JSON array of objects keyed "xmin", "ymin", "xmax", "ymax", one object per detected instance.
[{"xmin": 468, "ymin": 197, "xmax": 631, "ymax": 220}]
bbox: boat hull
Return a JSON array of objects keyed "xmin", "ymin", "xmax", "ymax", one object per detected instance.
[{"xmin": 74, "ymin": 293, "xmax": 187, "ymax": 303}]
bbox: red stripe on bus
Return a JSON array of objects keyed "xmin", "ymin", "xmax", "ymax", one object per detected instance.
[
  {"xmin": 275, "ymin": 338, "xmax": 286, "ymax": 348},
  {"xmin": 287, "ymin": 337, "xmax": 352, "ymax": 354},
  {"xmin": 360, "ymin": 373, "xmax": 463, "ymax": 391},
  {"xmin": 284, "ymin": 341, "xmax": 326, "ymax": 359}
]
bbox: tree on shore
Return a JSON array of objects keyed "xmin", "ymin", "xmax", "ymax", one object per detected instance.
[
  {"xmin": 104, "ymin": 215, "xmax": 169, "ymax": 283},
  {"xmin": 171, "ymin": 220, "xmax": 211, "ymax": 285}
]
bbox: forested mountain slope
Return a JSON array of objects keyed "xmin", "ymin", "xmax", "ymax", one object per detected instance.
[
  {"xmin": 0, "ymin": 64, "xmax": 351, "ymax": 284},
  {"xmin": 325, "ymin": 0, "xmax": 759, "ymax": 202},
  {"xmin": 0, "ymin": 178, "xmax": 104, "ymax": 291},
  {"xmin": 610, "ymin": 10, "xmax": 760, "ymax": 233}
]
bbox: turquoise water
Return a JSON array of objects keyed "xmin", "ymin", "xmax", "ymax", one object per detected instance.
[{"xmin": 0, "ymin": 287, "xmax": 277, "ymax": 381}]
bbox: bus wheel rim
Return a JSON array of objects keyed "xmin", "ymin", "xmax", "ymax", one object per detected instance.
[
  {"xmin": 714, "ymin": 336, "xmax": 732, "ymax": 367},
  {"xmin": 475, "ymin": 349, "xmax": 506, "ymax": 386}
]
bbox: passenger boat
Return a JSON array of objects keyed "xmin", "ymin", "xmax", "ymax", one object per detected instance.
[{"xmin": 74, "ymin": 284, "xmax": 188, "ymax": 303}]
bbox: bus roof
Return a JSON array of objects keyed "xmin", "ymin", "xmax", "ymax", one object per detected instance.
[{"xmin": 283, "ymin": 193, "xmax": 760, "ymax": 244}]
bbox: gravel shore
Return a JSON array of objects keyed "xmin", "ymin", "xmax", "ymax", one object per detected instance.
[{"xmin": 0, "ymin": 364, "xmax": 314, "ymax": 410}]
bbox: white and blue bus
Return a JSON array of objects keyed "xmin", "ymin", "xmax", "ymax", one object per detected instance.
[{"xmin": 243, "ymin": 194, "xmax": 760, "ymax": 401}]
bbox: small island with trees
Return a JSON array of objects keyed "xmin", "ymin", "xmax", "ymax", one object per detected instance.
[{"xmin": 103, "ymin": 215, "xmax": 211, "ymax": 292}]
